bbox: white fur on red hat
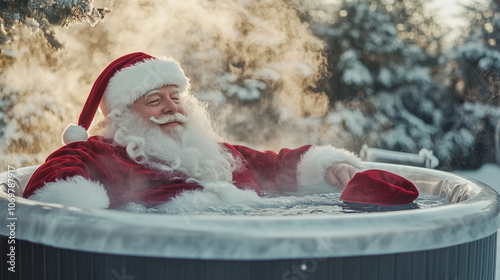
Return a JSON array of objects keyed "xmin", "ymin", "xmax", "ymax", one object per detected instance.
[
  {"xmin": 101, "ymin": 56, "xmax": 190, "ymax": 115},
  {"xmin": 62, "ymin": 124, "xmax": 88, "ymax": 144}
]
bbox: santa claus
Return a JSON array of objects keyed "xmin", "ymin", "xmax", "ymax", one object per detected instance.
[{"xmin": 22, "ymin": 52, "xmax": 363, "ymax": 210}]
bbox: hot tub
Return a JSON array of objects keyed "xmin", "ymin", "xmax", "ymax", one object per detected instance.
[{"xmin": 1, "ymin": 163, "xmax": 499, "ymax": 280}]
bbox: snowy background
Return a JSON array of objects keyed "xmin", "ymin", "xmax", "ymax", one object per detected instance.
[
  {"xmin": 1, "ymin": 0, "xmax": 500, "ymax": 278},
  {"xmin": 1, "ymin": 0, "xmax": 499, "ymax": 172}
]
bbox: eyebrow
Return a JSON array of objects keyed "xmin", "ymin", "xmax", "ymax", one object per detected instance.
[
  {"xmin": 142, "ymin": 87, "xmax": 182, "ymax": 102},
  {"xmin": 143, "ymin": 90, "xmax": 161, "ymax": 101}
]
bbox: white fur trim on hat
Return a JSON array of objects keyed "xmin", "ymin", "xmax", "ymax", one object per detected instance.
[
  {"xmin": 296, "ymin": 145, "xmax": 364, "ymax": 194},
  {"xmin": 102, "ymin": 56, "xmax": 190, "ymax": 114},
  {"xmin": 62, "ymin": 124, "xmax": 88, "ymax": 145},
  {"xmin": 29, "ymin": 175, "xmax": 110, "ymax": 209}
]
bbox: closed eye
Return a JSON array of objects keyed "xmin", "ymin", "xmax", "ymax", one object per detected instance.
[
  {"xmin": 171, "ymin": 96, "xmax": 180, "ymax": 103},
  {"xmin": 147, "ymin": 99, "xmax": 161, "ymax": 105}
]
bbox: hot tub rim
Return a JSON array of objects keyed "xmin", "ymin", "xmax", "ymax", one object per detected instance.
[{"xmin": 1, "ymin": 163, "xmax": 499, "ymax": 260}]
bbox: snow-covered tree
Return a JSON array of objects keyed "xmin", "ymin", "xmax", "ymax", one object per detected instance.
[
  {"xmin": 437, "ymin": 0, "xmax": 500, "ymax": 169},
  {"xmin": 311, "ymin": 0, "xmax": 435, "ymax": 102},
  {"xmin": 176, "ymin": 0, "xmax": 329, "ymax": 146},
  {"xmin": 0, "ymin": 0, "xmax": 106, "ymax": 49},
  {"xmin": 451, "ymin": 0, "xmax": 500, "ymax": 106},
  {"xmin": 0, "ymin": 0, "xmax": 328, "ymax": 171},
  {"xmin": 295, "ymin": 0, "xmax": 498, "ymax": 170},
  {"xmin": 299, "ymin": 0, "xmax": 442, "ymax": 155},
  {"xmin": 374, "ymin": 0, "xmax": 446, "ymax": 57},
  {"xmin": 0, "ymin": 0, "xmax": 108, "ymax": 171}
]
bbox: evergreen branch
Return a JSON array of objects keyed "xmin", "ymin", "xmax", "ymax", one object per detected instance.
[{"xmin": 0, "ymin": 0, "xmax": 108, "ymax": 50}]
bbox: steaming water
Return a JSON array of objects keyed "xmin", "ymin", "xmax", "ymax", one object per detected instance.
[{"xmin": 122, "ymin": 192, "xmax": 447, "ymax": 216}]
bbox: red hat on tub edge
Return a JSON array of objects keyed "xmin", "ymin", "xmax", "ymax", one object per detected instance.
[{"xmin": 340, "ymin": 170, "xmax": 419, "ymax": 205}]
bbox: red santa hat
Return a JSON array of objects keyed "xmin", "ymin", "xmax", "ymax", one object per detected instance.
[
  {"xmin": 62, "ymin": 52, "xmax": 190, "ymax": 145},
  {"xmin": 340, "ymin": 169, "xmax": 419, "ymax": 205}
]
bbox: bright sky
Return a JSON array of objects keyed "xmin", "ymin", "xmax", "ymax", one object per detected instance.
[
  {"xmin": 430, "ymin": 0, "xmax": 471, "ymax": 26},
  {"xmin": 429, "ymin": 0, "xmax": 482, "ymax": 47}
]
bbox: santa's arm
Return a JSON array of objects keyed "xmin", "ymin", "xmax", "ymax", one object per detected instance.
[
  {"xmin": 23, "ymin": 142, "xmax": 111, "ymax": 209},
  {"xmin": 228, "ymin": 144, "xmax": 363, "ymax": 194}
]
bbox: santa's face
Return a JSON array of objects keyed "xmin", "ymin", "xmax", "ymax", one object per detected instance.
[
  {"xmin": 130, "ymin": 85, "xmax": 187, "ymax": 134},
  {"xmin": 103, "ymin": 89, "xmax": 239, "ymax": 182}
]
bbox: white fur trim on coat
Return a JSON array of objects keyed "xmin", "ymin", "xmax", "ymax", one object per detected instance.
[
  {"xmin": 162, "ymin": 181, "xmax": 261, "ymax": 212},
  {"xmin": 29, "ymin": 176, "xmax": 110, "ymax": 209},
  {"xmin": 102, "ymin": 56, "xmax": 190, "ymax": 115},
  {"xmin": 296, "ymin": 145, "xmax": 363, "ymax": 193}
]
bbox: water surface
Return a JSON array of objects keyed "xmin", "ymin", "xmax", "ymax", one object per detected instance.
[{"xmin": 122, "ymin": 192, "xmax": 447, "ymax": 216}]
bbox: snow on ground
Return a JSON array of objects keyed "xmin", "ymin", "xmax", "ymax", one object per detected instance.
[{"xmin": 453, "ymin": 163, "xmax": 500, "ymax": 279}]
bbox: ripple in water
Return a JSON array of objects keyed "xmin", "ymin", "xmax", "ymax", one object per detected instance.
[{"xmin": 122, "ymin": 192, "xmax": 447, "ymax": 216}]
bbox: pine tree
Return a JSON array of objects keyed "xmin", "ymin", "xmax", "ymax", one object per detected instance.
[
  {"xmin": 310, "ymin": 0, "xmax": 435, "ymax": 103},
  {"xmin": 438, "ymin": 0, "xmax": 500, "ymax": 168},
  {"xmin": 374, "ymin": 0, "xmax": 446, "ymax": 57},
  {"xmin": 452, "ymin": 0, "xmax": 500, "ymax": 105},
  {"xmin": 298, "ymin": 0, "xmax": 475, "ymax": 169},
  {"xmin": 0, "ymin": 0, "xmax": 107, "ymax": 50},
  {"xmin": 0, "ymin": 0, "xmax": 108, "ymax": 171},
  {"xmin": 0, "ymin": 0, "xmax": 329, "ymax": 170}
]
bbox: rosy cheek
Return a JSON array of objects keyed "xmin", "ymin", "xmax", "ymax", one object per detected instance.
[{"xmin": 138, "ymin": 107, "xmax": 157, "ymax": 120}]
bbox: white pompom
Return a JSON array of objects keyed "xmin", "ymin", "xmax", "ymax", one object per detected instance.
[{"xmin": 62, "ymin": 124, "xmax": 88, "ymax": 145}]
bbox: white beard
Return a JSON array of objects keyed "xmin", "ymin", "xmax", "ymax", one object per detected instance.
[{"xmin": 102, "ymin": 107, "xmax": 240, "ymax": 183}]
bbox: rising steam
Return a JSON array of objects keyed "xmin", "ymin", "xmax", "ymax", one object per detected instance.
[{"xmin": 1, "ymin": 0, "xmax": 329, "ymax": 169}]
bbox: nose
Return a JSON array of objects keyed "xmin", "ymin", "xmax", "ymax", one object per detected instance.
[{"xmin": 161, "ymin": 96, "xmax": 178, "ymax": 114}]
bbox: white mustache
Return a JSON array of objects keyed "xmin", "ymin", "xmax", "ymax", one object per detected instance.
[{"xmin": 150, "ymin": 113, "xmax": 189, "ymax": 125}]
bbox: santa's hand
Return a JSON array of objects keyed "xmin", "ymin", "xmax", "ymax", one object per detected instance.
[{"xmin": 326, "ymin": 163, "xmax": 360, "ymax": 189}]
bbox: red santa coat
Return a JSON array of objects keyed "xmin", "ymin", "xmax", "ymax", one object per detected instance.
[{"xmin": 23, "ymin": 136, "xmax": 362, "ymax": 209}]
